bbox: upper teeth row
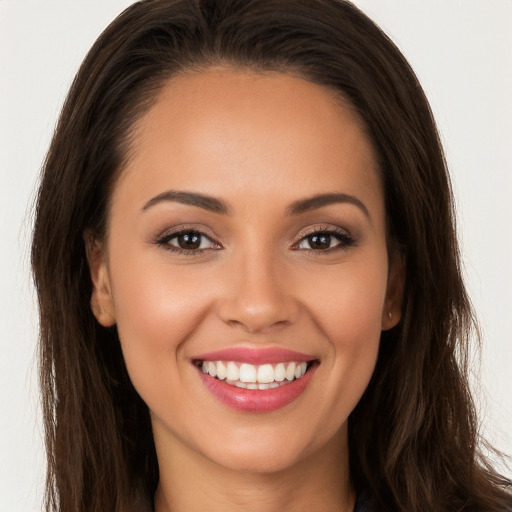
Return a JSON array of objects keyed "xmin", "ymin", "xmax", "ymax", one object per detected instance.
[{"xmin": 201, "ymin": 361, "xmax": 308, "ymax": 384}]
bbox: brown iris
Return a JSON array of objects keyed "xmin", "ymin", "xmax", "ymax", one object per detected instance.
[
  {"xmin": 307, "ymin": 233, "xmax": 331, "ymax": 250},
  {"xmin": 177, "ymin": 232, "xmax": 201, "ymax": 250}
]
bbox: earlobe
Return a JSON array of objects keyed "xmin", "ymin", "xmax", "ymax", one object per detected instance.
[
  {"xmin": 382, "ymin": 250, "xmax": 405, "ymax": 331},
  {"xmin": 84, "ymin": 231, "xmax": 116, "ymax": 327}
]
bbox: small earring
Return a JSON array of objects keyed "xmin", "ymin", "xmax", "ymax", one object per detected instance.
[{"xmin": 387, "ymin": 312, "xmax": 393, "ymax": 319}]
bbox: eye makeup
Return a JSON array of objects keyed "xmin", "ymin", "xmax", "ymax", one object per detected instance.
[
  {"xmin": 156, "ymin": 228, "xmax": 222, "ymax": 255},
  {"xmin": 151, "ymin": 222, "xmax": 356, "ymax": 257}
]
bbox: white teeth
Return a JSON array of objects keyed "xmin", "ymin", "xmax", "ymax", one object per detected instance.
[
  {"xmin": 239, "ymin": 363, "xmax": 257, "ymax": 383},
  {"xmin": 295, "ymin": 362, "xmax": 307, "ymax": 379},
  {"xmin": 216, "ymin": 361, "xmax": 227, "ymax": 380},
  {"xmin": 257, "ymin": 364, "xmax": 274, "ymax": 383},
  {"xmin": 226, "ymin": 361, "xmax": 239, "ymax": 381},
  {"xmin": 285, "ymin": 362, "xmax": 296, "ymax": 381},
  {"xmin": 200, "ymin": 359, "xmax": 313, "ymax": 388},
  {"xmin": 274, "ymin": 363, "xmax": 286, "ymax": 382},
  {"xmin": 207, "ymin": 361, "xmax": 217, "ymax": 378}
]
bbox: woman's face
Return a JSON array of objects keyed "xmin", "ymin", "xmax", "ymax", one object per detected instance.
[{"xmin": 89, "ymin": 68, "xmax": 402, "ymax": 474}]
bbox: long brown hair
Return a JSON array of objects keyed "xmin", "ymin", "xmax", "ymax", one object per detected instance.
[{"xmin": 31, "ymin": 0, "xmax": 511, "ymax": 510}]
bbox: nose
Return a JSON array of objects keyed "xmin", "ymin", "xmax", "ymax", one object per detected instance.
[{"xmin": 217, "ymin": 247, "xmax": 300, "ymax": 334}]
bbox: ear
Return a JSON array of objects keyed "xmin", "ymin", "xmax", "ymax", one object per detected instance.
[
  {"xmin": 84, "ymin": 231, "xmax": 116, "ymax": 327},
  {"xmin": 381, "ymin": 249, "xmax": 405, "ymax": 331}
]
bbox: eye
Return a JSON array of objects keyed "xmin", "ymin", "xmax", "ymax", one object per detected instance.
[
  {"xmin": 295, "ymin": 228, "xmax": 355, "ymax": 252},
  {"xmin": 157, "ymin": 229, "xmax": 220, "ymax": 253}
]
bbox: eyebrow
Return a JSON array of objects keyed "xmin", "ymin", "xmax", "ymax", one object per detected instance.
[
  {"xmin": 286, "ymin": 193, "xmax": 370, "ymax": 218},
  {"xmin": 141, "ymin": 190, "xmax": 231, "ymax": 214},
  {"xmin": 141, "ymin": 190, "xmax": 369, "ymax": 219}
]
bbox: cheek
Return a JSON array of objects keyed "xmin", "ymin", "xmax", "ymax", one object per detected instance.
[
  {"xmin": 113, "ymin": 269, "xmax": 196, "ymax": 347},
  {"xmin": 107, "ymin": 248, "xmax": 214, "ymax": 393},
  {"xmin": 300, "ymin": 256, "xmax": 387, "ymax": 399},
  {"xmin": 304, "ymin": 255, "xmax": 388, "ymax": 341}
]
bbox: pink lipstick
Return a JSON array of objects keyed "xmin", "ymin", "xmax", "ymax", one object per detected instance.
[
  {"xmin": 194, "ymin": 347, "xmax": 315, "ymax": 364},
  {"xmin": 193, "ymin": 347, "xmax": 318, "ymax": 413}
]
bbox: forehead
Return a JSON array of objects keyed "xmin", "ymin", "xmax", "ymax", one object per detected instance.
[{"xmin": 117, "ymin": 67, "xmax": 382, "ymax": 214}]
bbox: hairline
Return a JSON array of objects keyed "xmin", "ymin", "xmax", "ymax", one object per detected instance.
[{"xmin": 100, "ymin": 62, "xmax": 381, "ymax": 243}]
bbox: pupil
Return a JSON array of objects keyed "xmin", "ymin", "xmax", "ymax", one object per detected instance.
[
  {"xmin": 309, "ymin": 234, "xmax": 330, "ymax": 249},
  {"xmin": 178, "ymin": 233, "xmax": 201, "ymax": 249}
]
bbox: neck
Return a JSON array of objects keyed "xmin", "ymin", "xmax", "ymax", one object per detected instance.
[{"xmin": 153, "ymin": 422, "xmax": 355, "ymax": 512}]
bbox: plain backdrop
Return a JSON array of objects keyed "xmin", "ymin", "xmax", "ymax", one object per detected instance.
[{"xmin": 1, "ymin": 1, "xmax": 511, "ymax": 511}]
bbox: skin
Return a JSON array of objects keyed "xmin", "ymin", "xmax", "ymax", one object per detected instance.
[{"xmin": 87, "ymin": 68, "xmax": 403, "ymax": 512}]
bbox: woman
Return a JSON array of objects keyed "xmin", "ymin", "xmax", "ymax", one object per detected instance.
[{"xmin": 31, "ymin": 0, "xmax": 512, "ymax": 511}]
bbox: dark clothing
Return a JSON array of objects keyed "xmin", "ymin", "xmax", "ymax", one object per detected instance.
[{"xmin": 354, "ymin": 492, "xmax": 372, "ymax": 511}]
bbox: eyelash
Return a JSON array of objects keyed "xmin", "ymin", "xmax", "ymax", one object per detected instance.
[
  {"xmin": 156, "ymin": 228, "xmax": 221, "ymax": 255},
  {"xmin": 292, "ymin": 226, "xmax": 355, "ymax": 253},
  {"xmin": 155, "ymin": 226, "xmax": 355, "ymax": 255}
]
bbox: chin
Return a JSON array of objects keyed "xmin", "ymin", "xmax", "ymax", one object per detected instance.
[
  {"xmin": 210, "ymin": 448, "xmax": 305, "ymax": 475},
  {"xmin": 199, "ymin": 428, "xmax": 322, "ymax": 475}
]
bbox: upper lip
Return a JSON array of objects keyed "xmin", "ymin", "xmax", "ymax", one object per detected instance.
[{"xmin": 193, "ymin": 346, "xmax": 317, "ymax": 365}]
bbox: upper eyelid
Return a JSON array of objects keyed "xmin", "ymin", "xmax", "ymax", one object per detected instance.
[
  {"xmin": 161, "ymin": 230, "xmax": 217, "ymax": 243},
  {"xmin": 156, "ymin": 225, "xmax": 218, "ymax": 241},
  {"xmin": 294, "ymin": 224, "xmax": 351, "ymax": 239},
  {"xmin": 292, "ymin": 225, "xmax": 355, "ymax": 250},
  {"xmin": 158, "ymin": 225, "xmax": 349, "ymax": 238}
]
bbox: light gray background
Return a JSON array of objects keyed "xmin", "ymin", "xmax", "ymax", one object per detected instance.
[{"xmin": 1, "ymin": 1, "xmax": 511, "ymax": 511}]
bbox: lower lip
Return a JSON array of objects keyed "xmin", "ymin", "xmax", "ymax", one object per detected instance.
[{"xmin": 197, "ymin": 365, "xmax": 316, "ymax": 413}]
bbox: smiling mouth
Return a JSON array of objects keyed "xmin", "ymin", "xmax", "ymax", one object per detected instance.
[{"xmin": 195, "ymin": 360, "xmax": 316, "ymax": 390}]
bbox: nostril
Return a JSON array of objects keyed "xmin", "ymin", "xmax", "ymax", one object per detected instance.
[{"xmin": 224, "ymin": 317, "xmax": 291, "ymax": 334}]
